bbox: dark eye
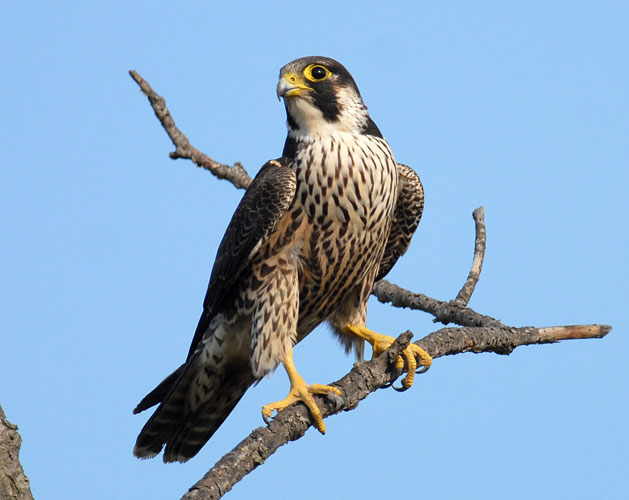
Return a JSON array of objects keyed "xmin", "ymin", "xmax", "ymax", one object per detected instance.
[{"xmin": 311, "ymin": 66, "xmax": 327, "ymax": 80}]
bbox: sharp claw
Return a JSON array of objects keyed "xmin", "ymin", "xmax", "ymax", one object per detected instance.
[
  {"xmin": 347, "ymin": 324, "xmax": 433, "ymax": 392},
  {"xmin": 262, "ymin": 382, "xmax": 339, "ymax": 433},
  {"xmin": 262, "ymin": 411, "xmax": 272, "ymax": 425},
  {"xmin": 392, "ymin": 382, "xmax": 410, "ymax": 392}
]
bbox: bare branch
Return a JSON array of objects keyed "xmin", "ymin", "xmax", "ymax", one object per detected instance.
[
  {"xmin": 419, "ymin": 323, "xmax": 611, "ymax": 357},
  {"xmin": 0, "ymin": 405, "xmax": 34, "ymax": 500},
  {"xmin": 454, "ymin": 206, "xmax": 486, "ymax": 306},
  {"xmin": 129, "ymin": 70, "xmax": 253, "ymax": 190},
  {"xmin": 373, "ymin": 279, "xmax": 502, "ymax": 327},
  {"xmin": 182, "ymin": 333, "xmax": 413, "ymax": 500},
  {"xmin": 537, "ymin": 324, "xmax": 612, "ymax": 341},
  {"xmin": 373, "ymin": 207, "xmax": 488, "ymax": 326},
  {"xmin": 180, "ymin": 323, "xmax": 610, "ymax": 500}
]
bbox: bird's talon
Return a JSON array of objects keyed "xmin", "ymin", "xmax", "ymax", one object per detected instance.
[
  {"xmin": 262, "ymin": 365, "xmax": 338, "ymax": 434},
  {"xmin": 346, "ymin": 324, "xmax": 433, "ymax": 390},
  {"xmin": 262, "ymin": 409, "xmax": 273, "ymax": 425},
  {"xmin": 392, "ymin": 382, "xmax": 409, "ymax": 392}
]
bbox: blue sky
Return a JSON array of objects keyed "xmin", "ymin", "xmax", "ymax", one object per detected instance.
[{"xmin": 2, "ymin": 1, "xmax": 627, "ymax": 499}]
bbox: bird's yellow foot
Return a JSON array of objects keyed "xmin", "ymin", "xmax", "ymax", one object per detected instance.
[
  {"xmin": 262, "ymin": 350, "xmax": 341, "ymax": 434},
  {"xmin": 346, "ymin": 324, "xmax": 432, "ymax": 389}
]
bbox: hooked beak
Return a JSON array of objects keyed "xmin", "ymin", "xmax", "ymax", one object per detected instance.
[{"xmin": 276, "ymin": 72, "xmax": 312, "ymax": 100}]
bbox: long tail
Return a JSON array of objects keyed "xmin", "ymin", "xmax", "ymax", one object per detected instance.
[{"xmin": 133, "ymin": 358, "xmax": 255, "ymax": 463}]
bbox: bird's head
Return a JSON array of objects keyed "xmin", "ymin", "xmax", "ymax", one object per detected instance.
[{"xmin": 277, "ymin": 56, "xmax": 377, "ymax": 138}]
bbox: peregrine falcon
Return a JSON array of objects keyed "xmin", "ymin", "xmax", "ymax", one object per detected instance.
[{"xmin": 133, "ymin": 56, "xmax": 431, "ymax": 463}]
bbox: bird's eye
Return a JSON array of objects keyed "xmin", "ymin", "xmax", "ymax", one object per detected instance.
[
  {"xmin": 305, "ymin": 64, "xmax": 331, "ymax": 82},
  {"xmin": 311, "ymin": 66, "xmax": 327, "ymax": 80}
]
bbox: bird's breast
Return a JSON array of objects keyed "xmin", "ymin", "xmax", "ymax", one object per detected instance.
[
  {"xmin": 294, "ymin": 133, "xmax": 398, "ymax": 231},
  {"xmin": 291, "ymin": 132, "xmax": 398, "ymax": 330}
]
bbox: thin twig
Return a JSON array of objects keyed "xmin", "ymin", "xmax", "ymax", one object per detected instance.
[
  {"xmin": 373, "ymin": 279, "xmax": 503, "ymax": 327},
  {"xmin": 454, "ymin": 206, "xmax": 486, "ymax": 306},
  {"xmin": 419, "ymin": 323, "xmax": 611, "ymax": 357},
  {"xmin": 373, "ymin": 207, "xmax": 488, "ymax": 326},
  {"xmin": 537, "ymin": 324, "xmax": 611, "ymax": 341},
  {"xmin": 180, "ymin": 323, "xmax": 610, "ymax": 500},
  {"xmin": 129, "ymin": 70, "xmax": 253, "ymax": 189}
]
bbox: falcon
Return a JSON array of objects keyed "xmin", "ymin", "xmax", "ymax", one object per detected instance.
[{"xmin": 133, "ymin": 56, "xmax": 431, "ymax": 463}]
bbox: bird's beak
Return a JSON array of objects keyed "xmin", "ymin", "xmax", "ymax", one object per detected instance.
[{"xmin": 277, "ymin": 72, "xmax": 312, "ymax": 100}]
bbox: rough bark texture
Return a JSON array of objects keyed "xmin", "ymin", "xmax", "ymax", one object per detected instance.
[
  {"xmin": 179, "ymin": 323, "xmax": 610, "ymax": 500},
  {"xmin": 0, "ymin": 405, "xmax": 34, "ymax": 500},
  {"xmin": 182, "ymin": 333, "xmax": 414, "ymax": 500},
  {"xmin": 129, "ymin": 70, "xmax": 253, "ymax": 190},
  {"xmin": 372, "ymin": 279, "xmax": 503, "ymax": 327},
  {"xmin": 454, "ymin": 206, "xmax": 486, "ymax": 306}
]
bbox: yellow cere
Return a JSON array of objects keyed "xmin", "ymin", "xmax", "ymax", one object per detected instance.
[{"xmin": 279, "ymin": 72, "xmax": 311, "ymax": 97}]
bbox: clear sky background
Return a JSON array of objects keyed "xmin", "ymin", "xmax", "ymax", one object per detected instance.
[{"xmin": 2, "ymin": 1, "xmax": 627, "ymax": 499}]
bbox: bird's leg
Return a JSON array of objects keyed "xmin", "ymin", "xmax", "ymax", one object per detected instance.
[
  {"xmin": 261, "ymin": 349, "xmax": 341, "ymax": 433},
  {"xmin": 345, "ymin": 324, "xmax": 432, "ymax": 389}
]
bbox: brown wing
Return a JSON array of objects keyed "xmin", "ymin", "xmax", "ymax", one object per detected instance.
[
  {"xmin": 133, "ymin": 158, "xmax": 297, "ymax": 462},
  {"xmin": 376, "ymin": 163, "xmax": 424, "ymax": 281},
  {"xmin": 186, "ymin": 157, "xmax": 297, "ymax": 360}
]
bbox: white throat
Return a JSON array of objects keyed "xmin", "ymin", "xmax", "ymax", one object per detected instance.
[{"xmin": 285, "ymin": 86, "xmax": 369, "ymax": 140}]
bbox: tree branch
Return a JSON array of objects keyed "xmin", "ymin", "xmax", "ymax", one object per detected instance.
[
  {"xmin": 0, "ymin": 405, "xmax": 34, "ymax": 500},
  {"xmin": 127, "ymin": 71, "xmax": 613, "ymax": 500},
  {"xmin": 129, "ymin": 70, "xmax": 253, "ymax": 190},
  {"xmin": 181, "ymin": 323, "xmax": 610, "ymax": 500},
  {"xmin": 373, "ymin": 279, "xmax": 503, "ymax": 327},
  {"xmin": 182, "ymin": 332, "xmax": 413, "ymax": 500},
  {"xmin": 372, "ymin": 206, "xmax": 487, "ymax": 324},
  {"xmin": 454, "ymin": 206, "xmax": 486, "ymax": 306}
]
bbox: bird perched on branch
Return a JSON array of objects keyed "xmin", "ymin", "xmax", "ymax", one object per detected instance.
[{"xmin": 133, "ymin": 56, "xmax": 430, "ymax": 463}]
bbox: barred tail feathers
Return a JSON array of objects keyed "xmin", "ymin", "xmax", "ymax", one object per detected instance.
[{"xmin": 133, "ymin": 358, "xmax": 255, "ymax": 463}]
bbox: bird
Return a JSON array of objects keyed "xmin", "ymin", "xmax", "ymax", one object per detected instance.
[{"xmin": 133, "ymin": 56, "xmax": 431, "ymax": 463}]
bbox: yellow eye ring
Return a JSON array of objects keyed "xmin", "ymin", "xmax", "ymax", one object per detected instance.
[{"xmin": 304, "ymin": 64, "xmax": 331, "ymax": 82}]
